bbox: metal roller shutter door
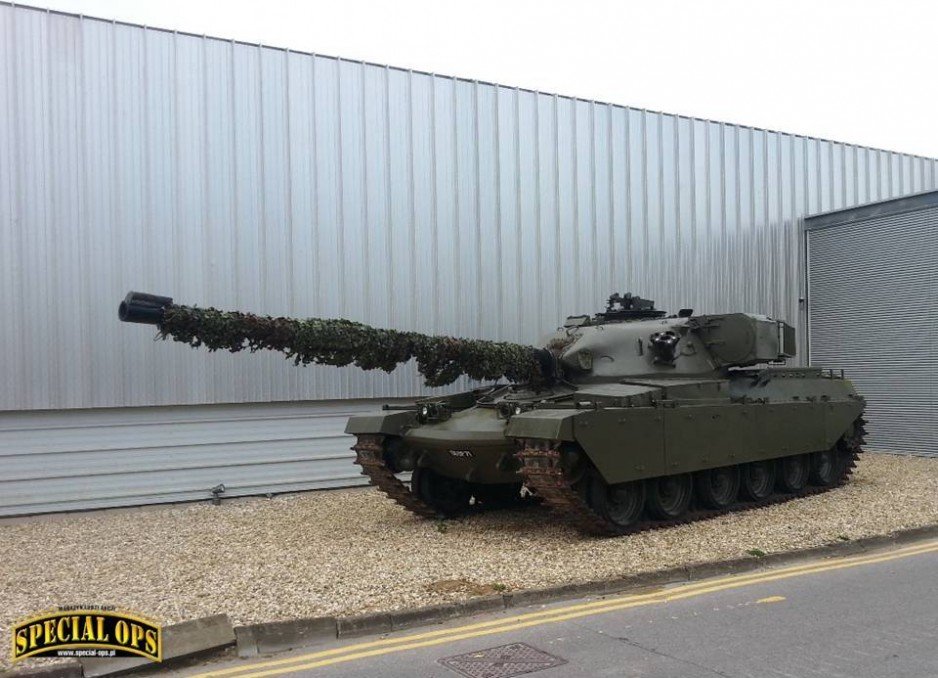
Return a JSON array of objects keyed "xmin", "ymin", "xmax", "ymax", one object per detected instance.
[{"xmin": 807, "ymin": 206, "xmax": 938, "ymax": 456}]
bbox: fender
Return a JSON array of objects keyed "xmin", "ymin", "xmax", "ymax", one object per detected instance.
[
  {"xmin": 345, "ymin": 410, "xmax": 416, "ymax": 436},
  {"xmin": 505, "ymin": 409, "xmax": 577, "ymax": 441}
]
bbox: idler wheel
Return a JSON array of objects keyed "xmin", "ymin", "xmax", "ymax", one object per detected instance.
[
  {"xmin": 694, "ymin": 466, "xmax": 740, "ymax": 509},
  {"xmin": 645, "ymin": 474, "xmax": 693, "ymax": 520},
  {"xmin": 588, "ymin": 473, "xmax": 646, "ymax": 529},
  {"xmin": 740, "ymin": 461, "xmax": 776, "ymax": 501},
  {"xmin": 411, "ymin": 467, "xmax": 472, "ymax": 516},
  {"xmin": 777, "ymin": 455, "xmax": 810, "ymax": 493},
  {"xmin": 809, "ymin": 448, "xmax": 847, "ymax": 487}
]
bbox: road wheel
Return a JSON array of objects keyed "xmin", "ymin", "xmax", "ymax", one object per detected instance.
[
  {"xmin": 694, "ymin": 466, "xmax": 740, "ymax": 509},
  {"xmin": 740, "ymin": 461, "xmax": 776, "ymax": 501},
  {"xmin": 646, "ymin": 474, "xmax": 693, "ymax": 520},
  {"xmin": 777, "ymin": 455, "xmax": 810, "ymax": 493},
  {"xmin": 588, "ymin": 473, "xmax": 646, "ymax": 529},
  {"xmin": 809, "ymin": 449, "xmax": 839, "ymax": 486},
  {"xmin": 411, "ymin": 467, "xmax": 472, "ymax": 516}
]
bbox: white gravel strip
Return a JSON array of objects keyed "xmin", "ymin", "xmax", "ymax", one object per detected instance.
[{"xmin": 2, "ymin": 453, "xmax": 936, "ymax": 671}]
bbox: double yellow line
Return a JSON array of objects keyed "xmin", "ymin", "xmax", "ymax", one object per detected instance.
[{"xmin": 195, "ymin": 539, "xmax": 938, "ymax": 677}]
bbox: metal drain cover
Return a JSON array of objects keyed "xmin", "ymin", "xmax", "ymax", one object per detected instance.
[{"xmin": 439, "ymin": 642, "xmax": 567, "ymax": 678}]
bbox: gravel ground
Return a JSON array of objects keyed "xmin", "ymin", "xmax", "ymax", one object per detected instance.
[{"xmin": 2, "ymin": 453, "xmax": 937, "ymax": 671}]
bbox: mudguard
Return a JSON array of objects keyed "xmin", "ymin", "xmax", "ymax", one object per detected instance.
[
  {"xmin": 505, "ymin": 409, "xmax": 577, "ymax": 441},
  {"xmin": 345, "ymin": 410, "xmax": 416, "ymax": 436}
]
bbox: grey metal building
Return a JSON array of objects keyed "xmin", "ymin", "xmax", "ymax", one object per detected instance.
[
  {"xmin": 806, "ymin": 190, "xmax": 938, "ymax": 457},
  {"xmin": 2, "ymin": 2, "xmax": 936, "ymax": 515}
]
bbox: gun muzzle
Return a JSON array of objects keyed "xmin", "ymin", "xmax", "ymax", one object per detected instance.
[{"xmin": 118, "ymin": 291, "xmax": 174, "ymax": 325}]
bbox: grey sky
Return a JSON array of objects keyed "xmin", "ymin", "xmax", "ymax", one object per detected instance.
[{"xmin": 28, "ymin": 0, "xmax": 938, "ymax": 158}]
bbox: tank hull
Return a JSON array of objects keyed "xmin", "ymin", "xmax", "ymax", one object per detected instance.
[
  {"xmin": 509, "ymin": 368, "xmax": 863, "ymax": 484},
  {"xmin": 345, "ymin": 368, "xmax": 865, "ymax": 533}
]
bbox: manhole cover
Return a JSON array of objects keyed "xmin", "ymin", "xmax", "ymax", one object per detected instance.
[{"xmin": 439, "ymin": 642, "xmax": 567, "ymax": 678}]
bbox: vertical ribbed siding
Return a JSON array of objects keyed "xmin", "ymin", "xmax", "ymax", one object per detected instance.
[
  {"xmin": 807, "ymin": 205, "xmax": 938, "ymax": 456},
  {"xmin": 2, "ymin": 3, "xmax": 938, "ymax": 411}
]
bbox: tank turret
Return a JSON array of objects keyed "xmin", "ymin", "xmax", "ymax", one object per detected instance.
[{"xmin": 550, "ymin": 296, "xmax": 796, "ymax": 382}]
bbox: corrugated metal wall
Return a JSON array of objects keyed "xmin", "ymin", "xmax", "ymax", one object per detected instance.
[
  {"xmin": 2, "ymin": 3, "xmax": 937, "ymax": 515},
  {"xmin": 4, "ymin": 3, "xmax": 937, "ymax": 413},
  {"xmin": 806, "ymin": 195, "xmax": 938, "ymax": 456},
  {"xmin": 0, "ymin": 399, "xmax": 398, "ymax": 515}
]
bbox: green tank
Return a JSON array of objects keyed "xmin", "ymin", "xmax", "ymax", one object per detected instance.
[{"xmin": 119, "ymin": 291, "xmax": 866, "ymax": 535}]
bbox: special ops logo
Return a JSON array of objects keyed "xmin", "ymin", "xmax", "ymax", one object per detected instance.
[{"xmin": 12, "ymin": 607, "xmax": 161, "ymax": 663}]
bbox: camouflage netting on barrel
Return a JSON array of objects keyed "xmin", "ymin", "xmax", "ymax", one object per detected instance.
[{"xmin": 117, "ymin": 291, "xmax": 545, "ymax": 387}]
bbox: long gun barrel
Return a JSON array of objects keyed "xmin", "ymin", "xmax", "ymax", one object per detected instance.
[{"xmin": 118, "ymin": 291, "xmax": 550, "ymax": 387}]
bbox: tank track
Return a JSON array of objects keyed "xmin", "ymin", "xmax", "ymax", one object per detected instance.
[
  {"xmin": 352, "ymin": 434, "xmax": 536, "ymax": 517},
  {"xmin": 353, "ymin": 417, "xmax": 866, "ymax": 534},
  {"xmin": 351, "ymin": 434, "xmax": 438, "ymax": 518},
  {"xmin": 518, "ymin": 416, "xmax": 867, "ymax": 536}
]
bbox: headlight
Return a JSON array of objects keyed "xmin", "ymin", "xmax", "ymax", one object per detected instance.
[
  {"xmin": 417, "ymin": 403, "xmax": 445, "ymax": 423},
  {"xmin": 498, "ymin": 402, "xmax": 528, "ymax": 418}
]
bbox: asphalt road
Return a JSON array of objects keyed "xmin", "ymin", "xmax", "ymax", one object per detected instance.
[{"xmin": 190, "ymin": 539, "xmax": 938, "ymax": 678}]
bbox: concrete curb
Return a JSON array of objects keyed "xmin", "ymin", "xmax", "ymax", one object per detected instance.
[
  {"xmin": 235, "ymin": 616, "xmax": 337, "ymax": 658},
  {"xmin": 81, "ymin": 614, "xmax": 235, "ymax": 677},
  {"xmin": 9, "ymin": 523, "xmax": 938, "ymax": 675}
]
